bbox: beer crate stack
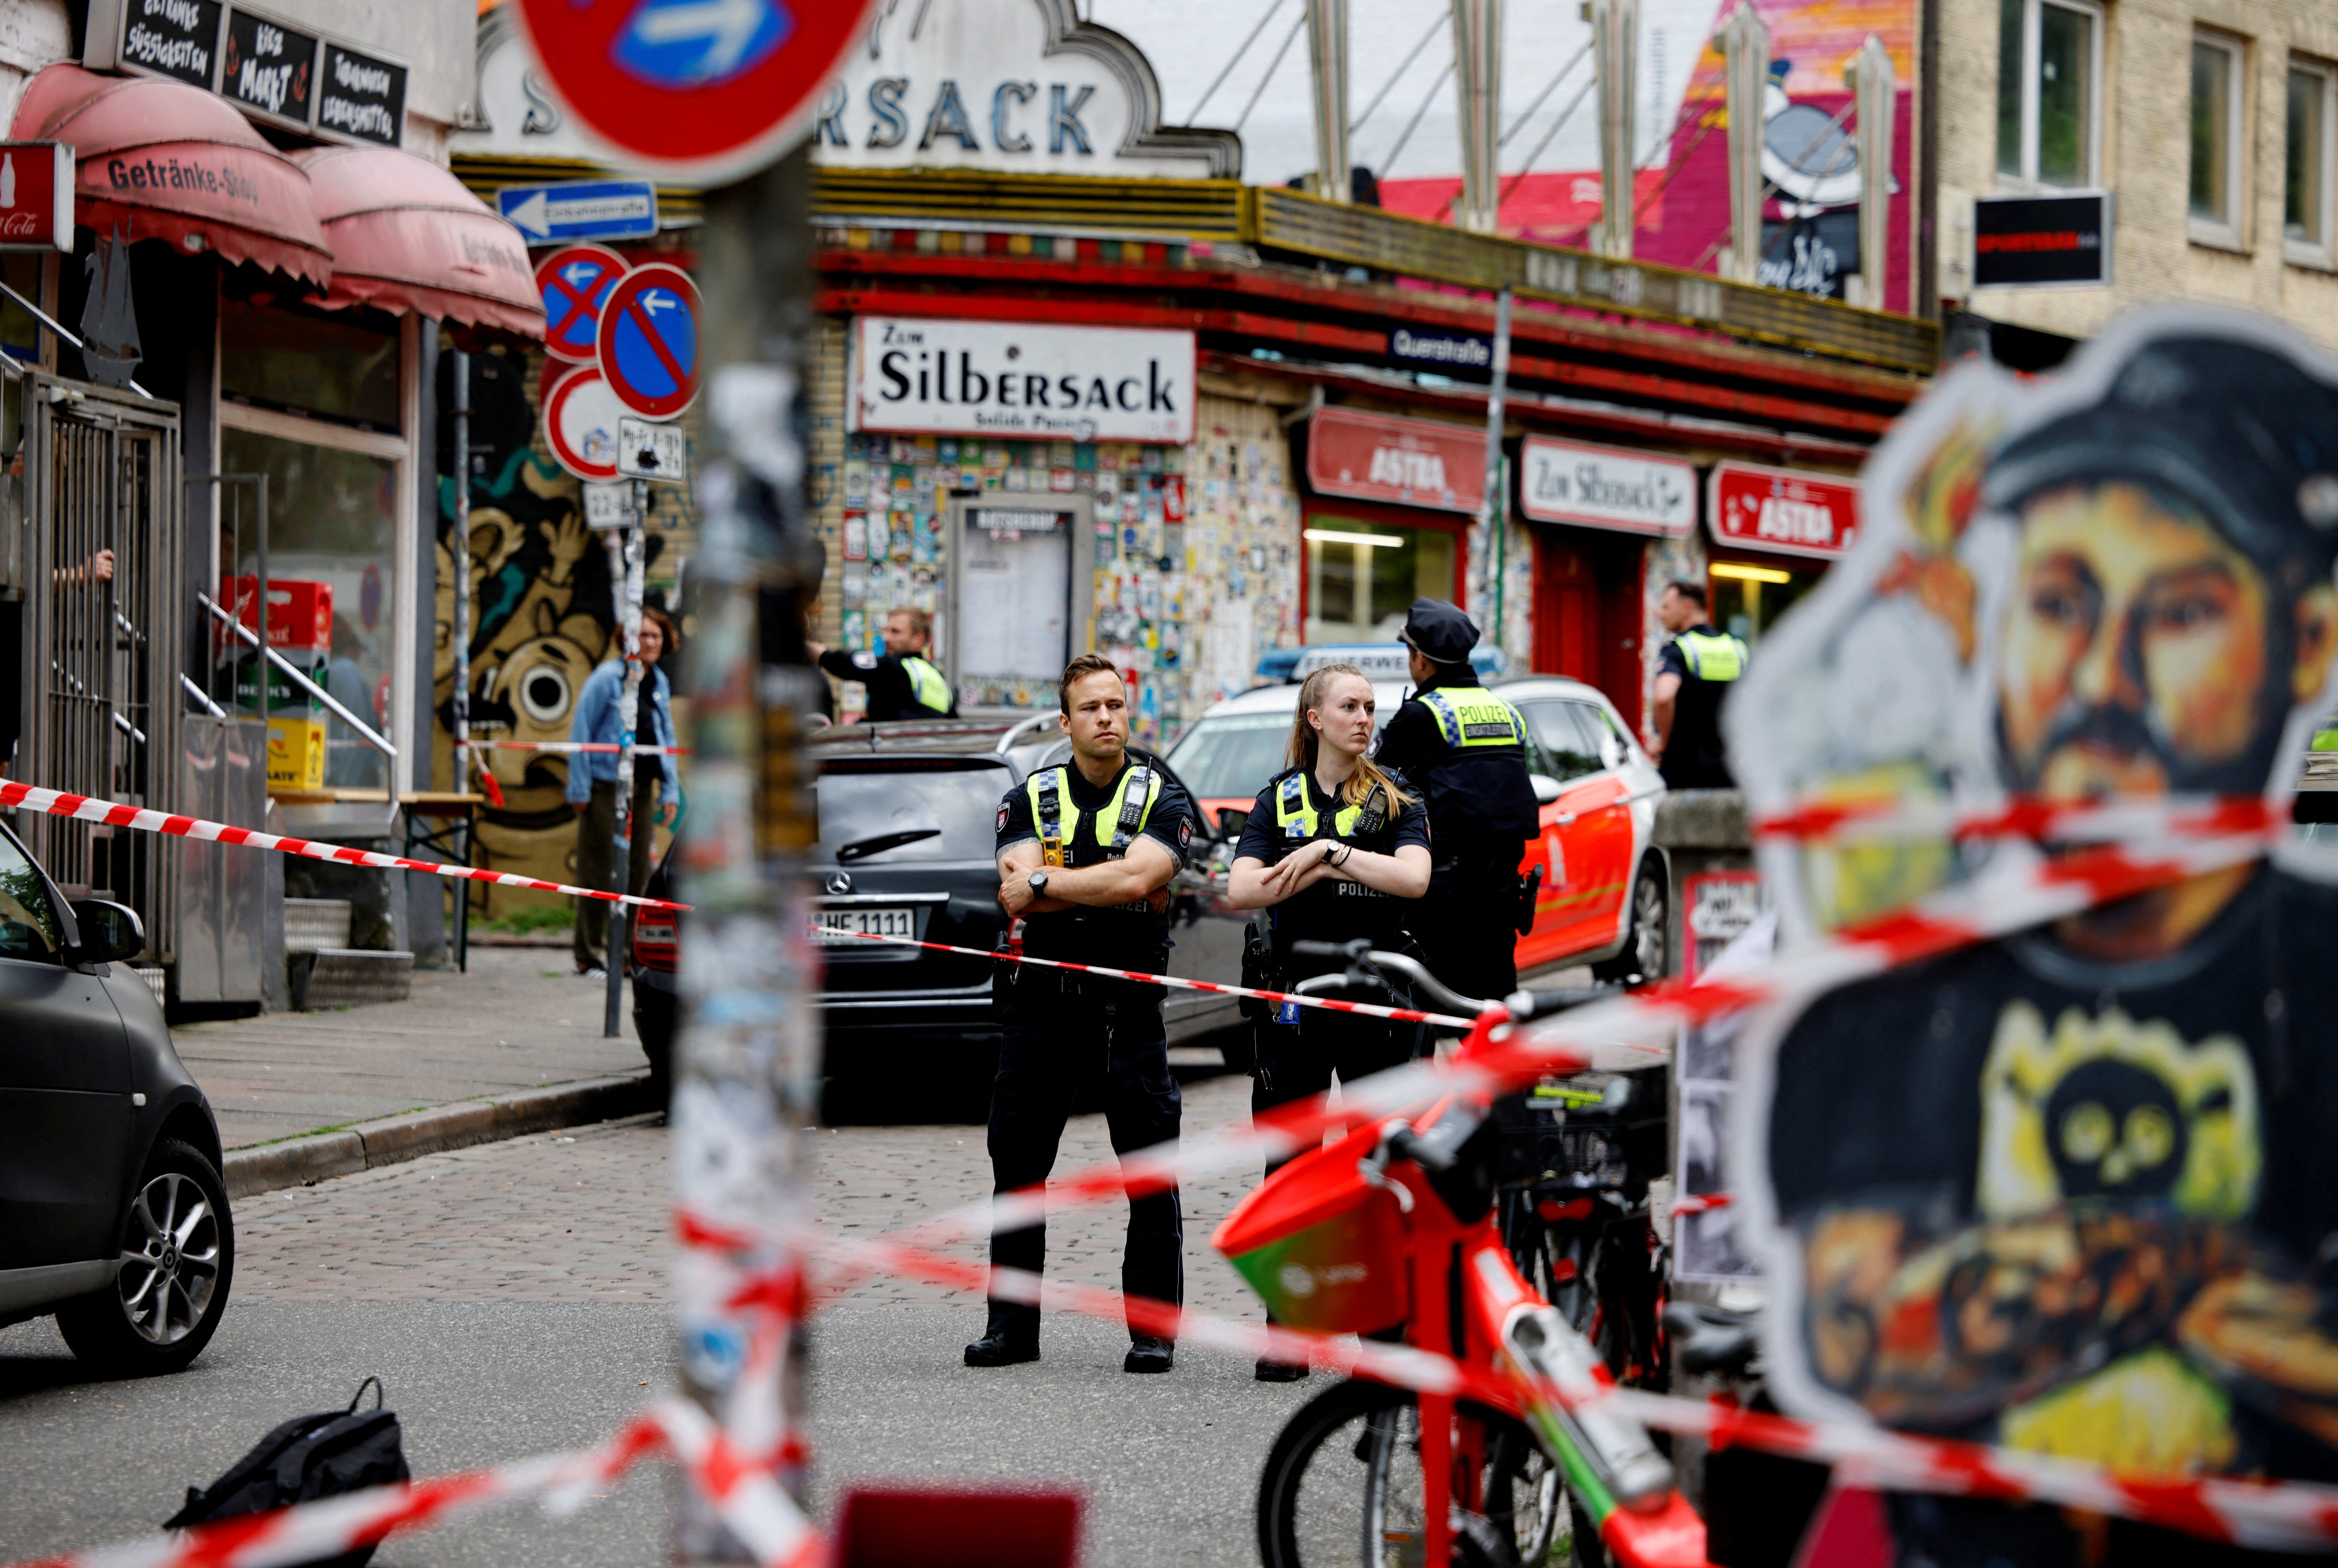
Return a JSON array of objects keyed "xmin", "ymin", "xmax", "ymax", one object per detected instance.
[{"xmin": 220, "ymin": 576, "xmax": 333, "ymax": 791}]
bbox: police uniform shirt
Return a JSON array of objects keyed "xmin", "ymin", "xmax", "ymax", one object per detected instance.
[
  {"xmin": 1768, "ymin": 867, "xmax": 2338, "ymax": 1492},
  {"xmin": 816, "ymin": 647, "xmax": 958, "ymax": 721},
  {"xmin": 1657, "ymin": 623, "xmax": 1744, "ymax": 780},
  {"xmin": 992, "ymin": 752, "xmax": 1194, "ymax": 972},
  {"xmin": 1234, "ymin": 768, "xmax": 1431, "ymax": 958},
  {"xmin": 1373, "ymin": 675, "xmax": 1539, "ymax": 845}
]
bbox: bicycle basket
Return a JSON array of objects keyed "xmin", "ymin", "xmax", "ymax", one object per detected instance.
[{"xmin": 1211, "ymin": 1121, "xmax": 1409, "ymax": 1333}]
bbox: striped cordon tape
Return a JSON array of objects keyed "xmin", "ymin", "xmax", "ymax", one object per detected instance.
[
  {"xmin": 8, "ymin": 803, "xmax": 2325, "ymax": 1567},
  {"xmin": 460, "ymin": 740, "xmax": 691, "ymax": 756},
  {"xmin": 0, "ymin": 781, "xmax": 688, "ymax": 914}
]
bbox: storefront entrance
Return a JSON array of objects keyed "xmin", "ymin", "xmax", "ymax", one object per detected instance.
[
  {"xmin": 1531, "ymin": 526, "xmax": 1647, "ymax": 731},
  {"xmin": 1302, "ymin": 509, "xmax": 1460, "ymax": 644},
  {"xmin": 1710, "ymin": 557, "xmax": 1822, "ymax": 645}
]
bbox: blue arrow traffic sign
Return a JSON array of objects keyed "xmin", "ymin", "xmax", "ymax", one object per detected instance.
[
  {"xmin": 499, "ymin": 180, "xmax": 660, "ymax": 245},
  {"xmin": 597, "ymin": 263, "xmax": 700, "ymax": 420},
  {"xmin": 534, "ymin": 245, "xmax": 631, "ymax": 365}
]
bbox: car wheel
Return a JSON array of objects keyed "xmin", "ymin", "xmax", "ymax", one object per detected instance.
[
  {"xmin": 57, "ymin": 1138, "xmax": 235, "ymax": 1375},
  {"xmin": 1592, "ymin": 861, "xmax": 1668, "ymax": 987}
]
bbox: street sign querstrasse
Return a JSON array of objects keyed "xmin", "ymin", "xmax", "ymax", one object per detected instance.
[
  {"xmin": 501, "ymin": 179, "xmax": 659, "ymax": 245},
  {"xmin": 597, "ymin": 263, "xmax": 699, "ymax": 420},
  {"xmin": 511, "ymin": 0, "xmax": 881, "ymax": 184}
]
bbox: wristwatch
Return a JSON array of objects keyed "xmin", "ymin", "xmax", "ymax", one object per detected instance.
[{"xmin": 1026, "ymin": 870, "xmax": 1050, "ymax": 896}]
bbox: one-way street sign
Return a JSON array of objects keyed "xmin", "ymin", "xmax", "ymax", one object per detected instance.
[{"xmin": 498, "ymin": 179, "xmax": 659, "ymax": 244}]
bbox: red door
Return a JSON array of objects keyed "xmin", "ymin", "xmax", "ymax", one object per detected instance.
[{"xmin": 1531, "ymin": 528, "xmax": 1647, "ymax": 734}]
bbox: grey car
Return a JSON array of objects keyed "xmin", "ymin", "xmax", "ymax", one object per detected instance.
[{"xmin": 0, "ymin": 819, "xmax": 234, "ymax": 1374}]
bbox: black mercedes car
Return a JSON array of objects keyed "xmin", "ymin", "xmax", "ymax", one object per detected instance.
[
  {"xmin": 632, "ymin": 719, "xmax": 1248, "ymax": 1099},
  {"xmin": 0, "ymin": 818, "xmax": 235, "ymax": 1374}
]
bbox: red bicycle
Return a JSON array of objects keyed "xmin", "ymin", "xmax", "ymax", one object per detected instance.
[{"xmin": 1215, "ymin": 946, "xmax": 1710, "ymax": 1568}]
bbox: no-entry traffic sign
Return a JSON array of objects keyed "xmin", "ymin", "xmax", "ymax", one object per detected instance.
[
  {"xmin": 535, "ymin": 244, "xmax": 629, "ymax": 365},
  {"xmin": 544, "ymin": 367, "xmax": 625, "ymax": 481},
  {"xmin": 597, "ymin": 263, "xmax": 699, "ymax": 420},
  {"xmin": 512, "ymin": 0, "xmax": 879, "ymax": 183}
]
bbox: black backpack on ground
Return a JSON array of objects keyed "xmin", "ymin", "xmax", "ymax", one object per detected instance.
[{"xmin": 164, "ymin": 1376, "xmax": 411, "ymax": 1567}]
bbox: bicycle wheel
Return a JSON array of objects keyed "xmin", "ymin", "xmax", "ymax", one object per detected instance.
[{"xmin": 1258, "ymin": 1377, "xmax": 1574, "ymax": 1568}]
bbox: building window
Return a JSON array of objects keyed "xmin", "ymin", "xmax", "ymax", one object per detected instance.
[
  {"xmin": 2191, "ymin": 32, "xmax": 2247, "ymax": 242},
  {"xmin": 2288, "ymin": 59, "xmax": 2336, "ymax": 261},
  {"xmin": 1301, "ymin": 514, "xmax": 1457, "ymax": 644},
  {"xmin": 1996, "ymin": 0, "xmax": 2102, "ymax": 187}
]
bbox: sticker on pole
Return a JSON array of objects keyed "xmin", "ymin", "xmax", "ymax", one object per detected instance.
[
  {"xmin": 617, "ymin": 416, "xmax": 687, "ymax": 483},
  {"xmin": 512, "ymin": 0, "xmax": 877, "ymax": 184},
  {"xmin": 535, "ymin": 244, "xmax": 629, "ymax": 365},
  {"xmin": 596, "ymin": 263, "xmax": 699, "ymax": 420},
  {"xmin": 583, "ymin": 481, "xmax": 638, "ymax": 530},
  {"xmin": 543, "ymin": 367, "xmax": 623, "ymax": 481}
]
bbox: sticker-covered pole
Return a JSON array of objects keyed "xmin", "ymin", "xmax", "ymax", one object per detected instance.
[
  {"xmin": 672, "ymin": 141, "xmax": 822, "ymax": 1564},
  {"xmin": 451, "ymin": 351, "xmax": 473, "ymax": 969},
  {"xmin": 606, "ymin": 521, "xmax": 646, "ymax": 1039},
  {"xmin": 1477, "ymin": 287, "xmax": 1511, "ymax": 654}
]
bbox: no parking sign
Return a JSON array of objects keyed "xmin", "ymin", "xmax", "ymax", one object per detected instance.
[
  {"xmin": 596, "ymin": 263, "xmax": 699, "ymax": 420},
  {"xmin": 535, "ymin": 244, "xmax": 628, "ymax": 365}
]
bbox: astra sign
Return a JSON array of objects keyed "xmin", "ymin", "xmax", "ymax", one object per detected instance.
[
  {"xmin": 851, "ymin": 317, "xmax": 1196, "ymax": 444},
  {"xmin": 1707, "ymin": 460, "xmax": 1861, "ymax": 560},
  {"xmin": 1305, "ymin": 407, "xmax": 1485, "ymax": 515}
]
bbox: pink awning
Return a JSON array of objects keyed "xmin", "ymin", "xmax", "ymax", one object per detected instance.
[
  {"xmin": 291, "ymin": 146, "xmax": 544, "ymax": 341},
  {"xmin": 12, "ymin": 65, "xmax": 330, "ymax": 287}
]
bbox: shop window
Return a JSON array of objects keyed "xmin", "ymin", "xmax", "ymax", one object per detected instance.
[
  {"xmin": 1996, "ymin": 0, "xmax": 2102, "ymax": 188},
  {"xmin": 2288, "ymin": 59, "xmax": 2336, "ymax": 263},
  {"xmin": 221, "ymin": 298, "xmax": 400, "ymax": 432},
  {"xmin": 219, "ymin": 428, "xmax": 399, "ymax": 789},
  {"xmin": 1710, "ymin": 560, "xmax": 1819, "ymax": 644},
  {"xmin": 2191, "ymin": 32, "xmax": 2248, "ymax": 243},
  {"xmin": 1303, "ymin": 516, "xmax": 1455, "ymax": 643}
]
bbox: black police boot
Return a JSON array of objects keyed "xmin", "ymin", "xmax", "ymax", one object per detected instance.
[
  {"xmin": 1254, "ymin": 1356, "xmax": 1309, "ymax": 1382},
  {"xmin": 965, "ymin": 1328, "xmax": 1040, "ymax": 1367},
  {"xmin": 1123, "ymin": 1336, "xmax": 1174, "ymax": 1374}
]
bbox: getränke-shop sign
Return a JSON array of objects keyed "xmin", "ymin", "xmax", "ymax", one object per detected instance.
[
  {"xmin": 851, "ymin": 317, "xmax": 1197, "ymax": 444},
  {"xmin": 1519, "ymin": 435, "xmax": 1696, "ymax": 538},
  {"xmin": 1707, "ymin": 459, "xmax": 1860, "ymax": 560}
]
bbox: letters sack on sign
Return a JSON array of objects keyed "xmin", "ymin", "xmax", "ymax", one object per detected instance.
[
  {"xmin": 1706, "ymin": 460, "xmax": 1861, "ymax": 561},
  {"xmin": 1519, "ymin": 436, "xmax": 1697, "ymax": 538},
  {"xmin": 0, "ymin": 143, "xmax": 73, "ymax": 253},
  {"xmin": 852, "ymin": 317, "xmax": 1197, "ymax": 444}
]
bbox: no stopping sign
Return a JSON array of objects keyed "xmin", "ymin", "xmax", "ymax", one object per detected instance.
[{"xmin": 596, "ymin": 262, "xmax": 700, "ymax": 420}]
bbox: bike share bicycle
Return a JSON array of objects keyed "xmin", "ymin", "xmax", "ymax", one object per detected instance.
[{"xmin": 1213, "ymin": 943, "xmax": 1773, "ymax": 1568}]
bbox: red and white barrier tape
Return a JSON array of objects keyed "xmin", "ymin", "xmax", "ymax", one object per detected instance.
[
  {"xmin": 5, "ymin": 1400, "xmax": 813, "ymax": 1568},
  {"xmin": 833, "ymin": 929, "xmax": 1482, "ymax": 1028},
  {"xmin": 461, "ymin": 740, "xmax": 691, "ymax": 756},
  {"xmin": 0, "ymin": 781, "xmax": 688, "ymax": 914},
  {"xmin": 1755, "ymin": 792, "xmax": 2283, "ymax": 845}
]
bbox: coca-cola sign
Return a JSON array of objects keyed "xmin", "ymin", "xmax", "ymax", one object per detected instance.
[
  {"xmin": 0, "ymin": 143, "xmax": 73, "ymax": 254},
  {"xmin": 1306, "ymin": 406, "xmax": 1485, "ymax": 515},
  {"xmin": 1707, "ymin": 460, "xmax": 1860, "ymax": 561}
]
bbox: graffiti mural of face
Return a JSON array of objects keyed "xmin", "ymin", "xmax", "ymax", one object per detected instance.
[{"xmin": 1997, "ymin": 481, "xmax": 2276, "ymax": 802}]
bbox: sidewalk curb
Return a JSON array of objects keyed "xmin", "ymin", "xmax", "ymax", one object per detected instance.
[{"xmin": 222, "ymin": 1072, "xmax": 656, "ymax": 1199}]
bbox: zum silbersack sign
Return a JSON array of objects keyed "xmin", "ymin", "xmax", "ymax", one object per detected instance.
[{"xmin": 850, "ymin": 317, "xmax": 1196, "ymax": 444}]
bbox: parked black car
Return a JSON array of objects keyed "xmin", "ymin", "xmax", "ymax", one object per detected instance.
[
  {"xmin": 0, "ymin": 818, "xmax": 235, "ymax": 1373},
  {"xmin": 630, "ymin": 719, "xmax": 1250, "ymax": 1100}
]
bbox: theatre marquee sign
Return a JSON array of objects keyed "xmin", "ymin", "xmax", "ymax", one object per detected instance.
[{"xmin": 851, "ymin": 317, "xmax": 1197, "ymax": 444}]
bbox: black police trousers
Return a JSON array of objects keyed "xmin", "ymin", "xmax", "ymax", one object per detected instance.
[
  {"xmin": 985, "ymin": 981, "xmax": 1184, "ymax": 1344},
  {"xmin": 1420, "ymin": 871, "xmax": 1521, "ymax": 1007},
  {"xmin": 1252, "ymin": 1000, "xmax": 1417, "ymax": 1177}
]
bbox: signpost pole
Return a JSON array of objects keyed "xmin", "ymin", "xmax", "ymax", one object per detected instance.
[
  {"xmin": 605, "ymin": 520, "xmax": 646, "ymax": 1038},
  {"xmin": 671, "ymin": 142, "xmax": 822, "ymax": 1564},
  {"xmin": 451, "ymin": 351, "xmax": 473, "ymax": 971},
  {"xmin": 1478, "ymin": 287, "xmax": 1511, "ymax": 656}
]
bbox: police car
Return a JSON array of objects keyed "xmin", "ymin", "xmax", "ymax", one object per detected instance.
[{"xmin": 1162, "ymin": 646, "xmax": 1669, "ymax": 984}]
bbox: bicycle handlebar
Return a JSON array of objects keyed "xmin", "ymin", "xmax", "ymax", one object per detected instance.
[{"xmin": 1287, "ymin": 939, "xmax": 1617, "ymax": 1024}]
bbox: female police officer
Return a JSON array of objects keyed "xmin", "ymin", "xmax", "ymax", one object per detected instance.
[{"xmin": 1226, "ymin": 662, "xmax": 1431, "ymax": 1379}]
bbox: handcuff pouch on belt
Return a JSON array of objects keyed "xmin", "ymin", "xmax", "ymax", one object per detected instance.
[{"xmin": 1516, "ymin": 864, "xmax": 1543, "ymax": 936}]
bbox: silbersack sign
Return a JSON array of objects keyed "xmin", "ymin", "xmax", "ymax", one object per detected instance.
[
  {"xmin": 1707, "ymin": 460, "xmax": 1860, "ymax": 561},
  {"xmin": 1519, "ymin": 436, "xmax": 1696, "ymax": 538},
  {"xmin": 851, "ymin": 317, "xmax": 1196, "ymax": 443}
]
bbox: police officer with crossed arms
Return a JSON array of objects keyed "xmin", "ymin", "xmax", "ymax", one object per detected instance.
[
  {"xmin": 1372, "ymin": 598, "xmax": 1541, "ymax": 1007},
  {"xmin": 1227, "ymin": 660, "xmax": 1431, "ymax": 1380},
  {"xmin": 970, "ymin": 653, "xmax": 1196, "ymax": 1375},
  {"xmin": 809, "ymin": 604, "xmax": 958, "ymax": 721}
]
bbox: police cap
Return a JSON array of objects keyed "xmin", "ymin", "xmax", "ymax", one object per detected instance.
[
  {"xmin": 1399, "ymin": 598, "xmax": 1480, "ymax": 665},
  {"xmin": 1984, "ymin": 321, "xmax": 2338, "ymax": 602}
]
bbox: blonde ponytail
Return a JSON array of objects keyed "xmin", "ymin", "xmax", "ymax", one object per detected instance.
[{"xmin": 1286, "ymin": 664, "xmax": 1415, "ymax": 812}]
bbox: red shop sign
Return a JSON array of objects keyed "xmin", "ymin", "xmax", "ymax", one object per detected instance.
[
  {"xmin": 0, "ymin": 142, "xmax": 71, "ymax": 252},
  {"xmin": 1707, "ymin": 460, "xmax": 1861, "ymax": 561},
  {"xmin": 1307, "ymin": 407, "xmax": 1485, "ymax": 515}
]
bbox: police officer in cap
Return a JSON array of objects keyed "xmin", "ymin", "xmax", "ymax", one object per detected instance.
[
  {"xmin": 1228, "ymin": 660, "xmax": 1430, "ymax": 1379},
  {"xmin": 809, "ymin": 605, "xmax": 958, "ymax": 721},
  {"xmin": 1373, "ymin": 598, "xmax": 1540, "ymax": 1006},
  {"xmin": 970, "ymin": 653, "xmax": 1195, "ymax": 1375}
]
